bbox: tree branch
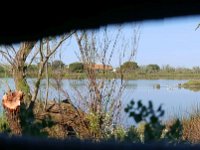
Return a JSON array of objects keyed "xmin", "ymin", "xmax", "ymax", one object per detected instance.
[
  {"xmin": 0, "ymin": 50, "xmax": 14, "ymax": 65},
  {"xmin": 30, "ymin": 31, "xmax": 75, "ymax": 104},
  {"xmin": 47, "ymin": 31, "xmax": 75, "ymax": 58},
  {"xmin": 10, "ymin": 45, "xmax": 17, "ymax": 55},
  {"xmin": 27, "ymin": 47, "xmax": 40, "ymax": 68}
]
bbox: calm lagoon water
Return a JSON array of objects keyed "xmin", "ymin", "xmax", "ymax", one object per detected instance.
[{"xmin": 1, "ymin": 78, "xmax": 200, "ymax": 126}]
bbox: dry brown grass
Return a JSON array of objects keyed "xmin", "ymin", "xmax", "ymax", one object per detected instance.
[
  {"xmin": 163, "ymin": 110, "xmax": 200, "ymax": 144},
  {"xmin": 182, "ymin": 114, "xmax": 200, "ymax": 143},
  {"xmin": 160, "ymin": 104, "xmax": 200, "ymax": 144}
]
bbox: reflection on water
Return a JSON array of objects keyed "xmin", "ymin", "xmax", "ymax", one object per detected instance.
[
  {"xmin": 181, "ymin": 85, "xmax": 200, "ymax": 92},
  {"xmin": 1, "ymin": 78, "xmax": 200, "ymax": 126},
  {"xmin": 183, "ymin": 87, "xmax": 200, "ymax": 92},
  {"xmin": 179, "ymin": 80, "xmax": 200, "ymax": 92},
  {"xmin": 125, "ymin": 81, "xmax": 138, "ymax": 90},
  {"xmin": 69, "ymin": 79, "xmax": 86, "ymax": 88}
]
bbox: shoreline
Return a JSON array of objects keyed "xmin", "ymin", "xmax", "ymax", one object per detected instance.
[{"xmin": 1, "ymin": 72, "xmax": 200, "ymax": 80}]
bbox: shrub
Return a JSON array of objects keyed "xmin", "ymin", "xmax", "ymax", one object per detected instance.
[
  {"xmin": 125, "ymin": 125, "xmax": 140, "ymax": 143},
  {"xmin": 120, "ymin": 61, "xmax": 139, "ymax": 72},
  {"xmin": 125, "ymin": 100, "xmax": 183, "ymax": 143},
  {"xmin": 146, "ymin": 64, "xmax": 160, "ymax": 73},
  {"xmin": 125, "ymin": 100, "xmax": 165, "ymax": 142},
  {"xmin": 52, "ymin": 60, "xmax": 65, "ymax": 69},
  {"xmin": 69, "ymin": 62, "xmax": 84, "ymax": 73},
  {"xmin": 0, "ymin": 66, "xmax": 5, "ymax": 73},
  {"xmin": 0, "ymin": 113, "xmax": 10, "ymax": 133}
]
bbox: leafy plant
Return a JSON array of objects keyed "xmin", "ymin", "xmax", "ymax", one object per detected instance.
[
  {"xmin": 125, "ymin": 100, "xmax": 165, "ymax": 142},
  {"xmin": 125, "ymin": 100, "xmax": 184, "ymax": 143},
  {"xmin": 162, "ymin": 119, "xmax": 183, "ymax": 144},
  {"xmin": 0, "ymin": 112, "xmax": 10, "ymax": 134},
  {"xmin": 125, "ymin": 125, "xmax": 140, "ymax": 143},
  {"xmin": 146, "ymin": 64, "xmax": 160, "ymax": 73}
]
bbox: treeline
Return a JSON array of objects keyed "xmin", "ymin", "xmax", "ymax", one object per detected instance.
[
  {"xmin": 117, "ymin": 62, "xmax": 200, "ymax": 79},
  {"xmin": 65, "ymin": 61, "xmax": 200, "ymax": 74},
  {"xmin": 0, "ymin": 61, "xmax": 84, "ymax": 77},
  {"xmin": 118, "ymin": 61, "xmax": 200, "ymax": 74},
  {"xmin": 1, "ymin": 60, "xmax": 200, "ymax": 79}
]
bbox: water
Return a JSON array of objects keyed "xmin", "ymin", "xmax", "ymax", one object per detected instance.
[
  {"xmin": 1, "ymin": 78, "xmax": 200, "ymax": 126},
  {"xmin": 123, "ymin": 79, "xmax": 200, "ymax": 126}
]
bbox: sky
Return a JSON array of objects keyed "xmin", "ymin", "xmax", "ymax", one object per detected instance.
[{"xmin": 52, "ymin": 15, "xmax": 200, "ymax": 69}]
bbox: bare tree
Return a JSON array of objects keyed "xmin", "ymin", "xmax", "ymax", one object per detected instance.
[
  {"xmin": 0, "ymin": 42, "xmax": 36, "ymax": 105},
  {"xmin": 0, "ymin": 32, "xmax": 74, "ymax": 135},
  {"xmin": 72, "ymin": 25, "xmax": 140, "ymax": 139},
  {"xmin": 30, "ymin": 33, "xmax": 74, "ymax": 109}
]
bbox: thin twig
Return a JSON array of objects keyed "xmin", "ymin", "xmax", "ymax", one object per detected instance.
[
  {"xmin": 44, "ymin": 39, "xmax": 50, "ymax": 110},
  {"xmin": 31, "ymin": 32, "xmax": 75, "ymax": 103},
  {"xmin": 0, "ymin": 50, "xmax": 13, "ymax": 65},
  {"xmin": 27, "ymin": 47, "xmax": 40, "ymax": 68}
]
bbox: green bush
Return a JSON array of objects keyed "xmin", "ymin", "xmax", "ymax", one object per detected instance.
[
  {"xmin": 111, "ymin": 125, "xmax": 127, "ymax": 142},
  {"xmin": 120, "ymin": 61, "xmax": 139, "ymax": 72},
  {"xmin": 125, "ymin": 125, "xmax": 140, "ymax": 143},
  {"xmin": 146, "ymin": 64, "xmax": 160, "ymax": 73},
  {"xmin": 52, "ymin": 60, "xmax": 65, "ymax": 69},
  {"xmin": 69, "ymin": 62, "xmax": 84, "ymax": 73},
  {"xmin": 0, "ymin": 66, "xmax": 5, "ymax": 73},
  {"xmin": 0, "ymin": 113, "xmax": 10, "ymax": 133},
  {"xmin": 125, "ymin": 100, "xmax": 165, "ymax": 142},
  {"xmin": 125, "ymin": 100, "xmax": 183, "ymax": 143}
]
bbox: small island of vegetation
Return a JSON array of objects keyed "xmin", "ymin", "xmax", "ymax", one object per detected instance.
[{"xmin": 180, "ymin": 80, "xmax": 200, "ymax": 91}]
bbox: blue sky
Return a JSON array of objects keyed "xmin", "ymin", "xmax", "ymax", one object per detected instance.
[{"xmin": 60, "ymin": 15, "xmax": 200, "ymax": 69}]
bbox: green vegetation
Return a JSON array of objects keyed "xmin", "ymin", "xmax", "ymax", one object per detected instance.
[
  {"xmin": 120, "ymin": 61, "xmax": 139, "ymax": 72},
  {"xmin": 181, "ymin": 80, "xmax": 200, "ymax": 91},
  {"xmin": 0, "ymin": 98, "xmax": 198, "ymax": 144},
  {"xmin": 125, "ymin": 100, "xmax": 165, "ymax": 142},
  {"xmin": 0, "ymin": 25, "xmax": 200, "ymax": 146},
  {"xmin": 2, "ymin": 63, "xmax": 200, "ymax": 80},
  {"xmin": 69, "ymin": 62, "xmax": 84, "ymax": 73},
  {"xmin": 119, "ymin": 100, "xmax": 200, "ymax": 144},
  {"xmin": 110, "ymin": 100, "xmax": 192, "ymax": 144},
  {"xmin": 52, "ymin": 60, "xmax": 65, "ymax": 69},
  {"xmin": 146, "ymin": 64, "xmax": 160, "ymax": 73},
  {"xmin": 0, "ymin": 113, "xmax": 10, "ymax": 134}
]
